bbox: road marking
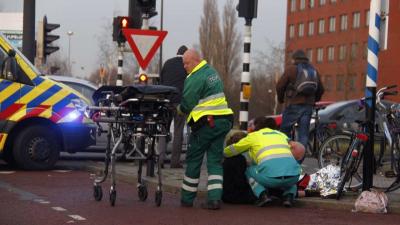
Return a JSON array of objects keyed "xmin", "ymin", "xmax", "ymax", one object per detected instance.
[
  {"xmin": 68, "ymin": 215, "xmax": 86, "ymax": 221},
  {"xmin": 0, "ymin": 171, "xmax": 16, "ymax": 174},
  {"xmin": 34, "ymin": 199, "xmax": 50, "ymax": 204},
  {"xmin": 52, "ymin": 206, "xmax": 67, "ymax": 211},
  {"xmin": 52, "ymin": 170, "xmax": 72, "ymax": 173}
]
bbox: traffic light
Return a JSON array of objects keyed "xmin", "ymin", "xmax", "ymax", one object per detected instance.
[
  {"xmin": 113, "ymin": 16, "xmax": 142, "ymax": 43},
  {"xmin": 40, "ymin": 15, "xmax": 60, "ymax": 61},
  {"xmin": 43, "ymin": 16, "xmax": 60, "ymax": 58},
  {"xmin": 237, "ymin": 0, "xmax": 258, "ymax": 20},
  {"xmin": 136, "ymin": 0, "xmax": 156, "ymax": 14}
]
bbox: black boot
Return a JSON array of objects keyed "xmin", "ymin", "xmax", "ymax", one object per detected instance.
[
  {"xmin": 255, "ymin": 191, "xmax": 272, "ymax": 207},
  {"xmin": 283, "ymin": 194, "xmax": 294, "ymax": 208},
  {"xmin": 201, "ymin": 200, "xmax": 221, "ymax": 210}
]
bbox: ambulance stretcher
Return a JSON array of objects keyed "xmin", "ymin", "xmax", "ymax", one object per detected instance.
[{"xmin": 88, "ymin": 84, "xmax": 177, "ymax": 206}]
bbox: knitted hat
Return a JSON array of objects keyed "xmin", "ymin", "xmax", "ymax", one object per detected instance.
[
  {"xmin": 292, "ymin": 49, "xmax": 308, "ymax": 61},
  {"xmin": 177, "ymin": 45, "xmax": 188, "ymax": 55}
]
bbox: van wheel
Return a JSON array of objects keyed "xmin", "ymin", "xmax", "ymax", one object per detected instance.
[
  {"xmin": 13, "ymin": 125, "xmax": 60, "ymax": 170},
  {"xmin": 2, "ymin": 148, "xmax": 16, "ymax": 166}
]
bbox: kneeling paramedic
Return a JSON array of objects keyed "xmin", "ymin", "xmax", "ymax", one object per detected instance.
[
  {"xmin": 177, "ymin": 49, "xmax": 233, "ymax": 210},
  {"xmin": 224, "ymin": 117, "xmax": 302, "ymax": 207}
]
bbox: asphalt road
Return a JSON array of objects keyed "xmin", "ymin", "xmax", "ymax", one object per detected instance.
[{"xmin": 1, "ymin": 159, "xmax": 400, "ymax": 225}]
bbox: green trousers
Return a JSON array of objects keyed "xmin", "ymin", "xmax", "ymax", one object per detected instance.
[{"xmin": 181, "ymin": 118, "xmax": 232, "ymax": 204}]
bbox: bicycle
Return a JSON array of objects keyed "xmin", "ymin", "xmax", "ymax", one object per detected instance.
[{"xmin": 318, "ymin": 85, "xmax": 400, "ymax": 199}]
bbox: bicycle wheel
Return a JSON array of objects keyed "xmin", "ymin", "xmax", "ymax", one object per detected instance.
[
  {"xmin": 392, "ymin": 133, "xmax": 400, "ymax": 175},
  {"xmin": 336, "ymin": 156, "xmax": 356, "ymax": 200},
  {"xmin": 318, "ymin": 133, "xmax": 352, "ymax": 168}
]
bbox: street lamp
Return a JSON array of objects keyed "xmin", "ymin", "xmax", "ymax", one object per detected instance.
[{"xmin": 67, "ymin": 30, "xmax": 74, "ymax": 73}]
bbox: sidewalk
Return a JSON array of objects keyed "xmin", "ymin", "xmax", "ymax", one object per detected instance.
[{"xmin": 77, "ymin": 159, "xmax": 400, "ymax": 214}]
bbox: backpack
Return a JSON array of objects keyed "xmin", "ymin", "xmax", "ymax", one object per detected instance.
[{"xmin": 290, "ymin": 63, "xmax": 318, "ymax": 97}]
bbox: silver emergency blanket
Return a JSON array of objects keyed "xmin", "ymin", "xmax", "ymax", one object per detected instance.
[{"xmin": 306, "ymin": 165, "xmax": 341, "ymax": 197}]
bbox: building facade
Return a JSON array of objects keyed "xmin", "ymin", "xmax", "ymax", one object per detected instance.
[{"xmin": 285, "ymin": 0, "xmax": 400, "ymax": 101}]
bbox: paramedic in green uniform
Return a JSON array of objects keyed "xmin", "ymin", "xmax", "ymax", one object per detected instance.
[{"xmin": 177, "ymin": 49, "xmax": 233, "ymax": 210}]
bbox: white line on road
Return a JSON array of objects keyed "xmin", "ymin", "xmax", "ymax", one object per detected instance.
[
  {"xmin": 34, "ymin": 199, "xmax": 50, "ymax": 204},
  {"xmin": 52, "ymin": 206, "xmax": 67, "ymax": 211},
  {"xmin": 69, "ymin": 215, "xmax": 86, "ymax": 221},
  {"xmin": 52, "ymin": 170, "xmax": 72, "ymax": 173},
  {"xmin": 0, "ymin": 171, "xmax": 15, "ymax": 174}
]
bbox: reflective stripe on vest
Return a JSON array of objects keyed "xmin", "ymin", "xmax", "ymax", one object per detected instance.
[
  {"xmin": 187, "ymin": 92, "xmax": 232, "ymax": 122},
  {"xmin": 256, "ymin": 147, "xmax": 292, "ymax": 164}
]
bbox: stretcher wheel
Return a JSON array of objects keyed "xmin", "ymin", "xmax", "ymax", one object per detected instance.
[
  {"xmin": 155, "ymin": 190, "xmax": 162, "ymax": 207},
  {"xmin": 93, "ymin": 185, "xmax": 103, "ymax": 201},
  {"xmin": 109, "ymin": 189, "xmax": 116, "ymax": 206},
  {"xmin": 138, "ymin": 184, "xmax": 148, "ymax": 201}
]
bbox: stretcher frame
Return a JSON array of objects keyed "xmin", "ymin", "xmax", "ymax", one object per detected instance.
[{"xmin": 88, "ymin": 85, "xmax": 177, "ymax": 207}]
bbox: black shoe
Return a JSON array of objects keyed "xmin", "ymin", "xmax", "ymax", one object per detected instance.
[
  {"xmin": 201, "ymin": 200, "xmax": 221, "ymax": 210},
  {"xmin": 282, "ymin": 194, "xmax": 294, "ymax": 208},
  {"xmin": 255, "ymin": 191, "xmax": 272, "ymax": 207},
  {"xmin": 180, "ymin": 200, "xmax": 193, "ymax": 208}
]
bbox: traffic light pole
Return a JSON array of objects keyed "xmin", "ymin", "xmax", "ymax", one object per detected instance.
[
  {"xmin": 116, "ymin": 43, "xmax": 124, "ymax": 86},
  {"xmin": 239, "ymin": 19, "xmax": 252, "ymax": 131},
  {"xmin": 140, "ymin": 13, "xmax": 157, "ymax": 178},
  {"xmin": 363, "ymin": 0, "xmax": 386, "ymax": 191},
  {"xmin": 22, "ymin": 0, "xmax": 35, "ymax": 63}
]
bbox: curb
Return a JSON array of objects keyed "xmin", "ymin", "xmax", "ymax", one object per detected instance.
[{"xmin": 81, "ymin": 162, "xmax": 400, "ymax": 214}]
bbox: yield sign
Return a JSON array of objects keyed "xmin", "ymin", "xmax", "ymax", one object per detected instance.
[{"xmin": 122, "ymin": 28, "xmax": 168, "ymax": 70}]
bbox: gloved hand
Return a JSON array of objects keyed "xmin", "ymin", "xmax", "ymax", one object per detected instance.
[{"xmin": 176, "ymin": 104, "xmax": 185, "ymax": 116}]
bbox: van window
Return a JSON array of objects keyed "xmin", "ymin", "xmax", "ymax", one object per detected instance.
[{"xmin": 0, "ymin": 47, "xmax": 32, "ymax": 85}]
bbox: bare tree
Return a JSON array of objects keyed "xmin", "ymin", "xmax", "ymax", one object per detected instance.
[
  {"xmin": 249, "ymin": 40, "xmax": 286, "ymax": 118},
  {"xmin": 199, "ymin": 0, "xmax": 222, "ymax": 66},
  {"xmin": 40, "ymin": 53, "xmax": 71, "ymax": 75},
  {"xmin": 198, "ymin": 0, "xmax": 241, "ymax": 124}
]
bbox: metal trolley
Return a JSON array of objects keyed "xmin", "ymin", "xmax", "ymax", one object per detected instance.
[{"xmin": 88, "ymin": 85, "xmax": 177, "ymax": 206}]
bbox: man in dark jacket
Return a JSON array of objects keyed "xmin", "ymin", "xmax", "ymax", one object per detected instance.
[
  {"xmin": 160, "ymin": 45, "xmax": 188, "ymax": 168},
  {"xmin": 276, "ymin": 49, "xmax": 324, "ymax": 163}
]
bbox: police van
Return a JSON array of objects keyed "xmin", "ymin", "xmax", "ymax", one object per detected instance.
[{"xmin": 0, "ymin": 33, "xmax": 96, "ymax": 170}]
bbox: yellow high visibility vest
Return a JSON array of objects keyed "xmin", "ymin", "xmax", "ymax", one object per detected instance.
[{"xmin": 224, "ymin": 128, "xmax": 293, "ymax": 164}]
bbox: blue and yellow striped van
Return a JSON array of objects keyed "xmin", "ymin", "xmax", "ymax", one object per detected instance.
[{"xmin": 0, "ymin": 33, "xmax": 96, "ymax": 170}]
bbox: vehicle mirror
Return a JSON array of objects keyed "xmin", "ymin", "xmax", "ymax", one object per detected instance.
[{"xmin": 1, "ymin": 49, "xmax": 18, "ymax": 81}]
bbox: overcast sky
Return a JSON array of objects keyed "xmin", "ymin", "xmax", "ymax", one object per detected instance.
[{"xmin": 0, "ymin": 0, "xmax": 287, "ymax": 78}]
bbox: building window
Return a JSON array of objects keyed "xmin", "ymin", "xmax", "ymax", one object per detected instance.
[
  {"xmin": 306, "ymin": 48, "xmax": 313, "ymax": 62},
  {"xmin": 366, "ymin": 10, "xmax": 370, "ymax": 27},
  {"xmin": 337, "ymin": 74, "xmax": 345, "ymax": 92},
  {"xmin": 340, "ymin": 14, "xmax": 348, "ymax": 31},
  {"xmin": 349, "ymin": 74, "xmax": 357, "ymax": 91},
  {"xmin": 363, "ymin": 42, "xmax": 368, "ymax": 59},
  {"xmin": 351, "ymin": 43, "xmax": 358, "ymax": 59},
  {"xmin": 319, "ymin": 0, "xmax": 326, "ymax": 6},
  {"xmin": 309, "ymin": 0, "xmax": 315, "ymax": 8},
  {"xmin": 327, "ymin": 46, "xmax": 335, "ymax": 62},
  {"xmin": 353, "ymin": 12, "xmax": 361, "ymax": 28},
  {"xmin": 290, "ymin": 0, "xmax": 296, "ymax": 12},
  {"xmin": 329, "ymin": 17, "xmax": 336, "ymax": 32},
  {"xmin": 300, "ymin": 0, "xmax": 306, "ymax": 10},
  {"xmin": 317, "ymin": 47, "xmax": 324, "ymax": 63},
  {"xmin": 318, "ymin": 19, "xmax": 325, "ymax": 34},
  {"xmin": 289, "ymin": 24, "xmax": 295, "ymax": 39},
  {"xmin": 308, "ymin": 21, "xmax": 314, "ymax": 36},
  {"xmin": 298, "ymin": 23, "xmax": 305, "ymax": 37},
  {"xmin": 339, "ymin": 45, "xmax": 347, "ymax": 61},
  {"xmin": 325, "ymin": 75, "xmax": 333, "ymax": 92}
]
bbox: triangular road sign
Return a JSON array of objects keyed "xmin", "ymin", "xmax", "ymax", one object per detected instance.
[{"xmin": 122, "ymin": 28, "xmax": 168, "ymax": 70}]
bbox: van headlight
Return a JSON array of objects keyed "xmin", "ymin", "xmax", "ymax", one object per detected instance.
[{"xmin": 71, "ymin": 98, "xmax": 90, "ymax": 118}]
